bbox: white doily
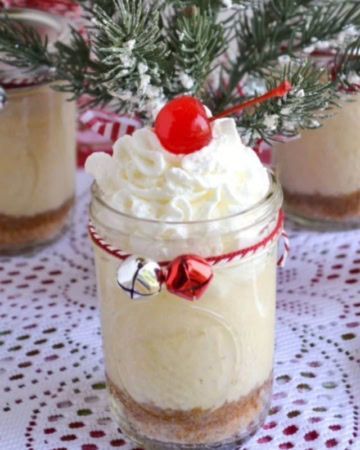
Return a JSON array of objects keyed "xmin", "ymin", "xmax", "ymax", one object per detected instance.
[{"xmin": 0, "ymin": 171, "xmax": 359, "ymax": 450}]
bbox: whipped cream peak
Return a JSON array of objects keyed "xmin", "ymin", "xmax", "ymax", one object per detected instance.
[{"xmin": 85, "ymin": 116, "xmax": 269, "ymax": 224}]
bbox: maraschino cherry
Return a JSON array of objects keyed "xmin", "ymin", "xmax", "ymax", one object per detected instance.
[
  {"xmin": 154, "ymin": 96, "xmax": 212, "ymax": 155},
  {"xmin": 155, "ymin": 81, "xmax": 292, "ymax": 155}
]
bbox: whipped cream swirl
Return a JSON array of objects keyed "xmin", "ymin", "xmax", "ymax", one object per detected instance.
[{"xmin": 86, "ymin": 117, "xmax": 269, "ymax": 223}]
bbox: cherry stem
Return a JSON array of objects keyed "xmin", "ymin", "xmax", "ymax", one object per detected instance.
[{"xmin": 209, "ymin": 81, "xmax": 292, "ymax": 122}]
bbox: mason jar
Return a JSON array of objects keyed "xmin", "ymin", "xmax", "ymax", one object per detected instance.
[
  {"xmin": 273, "ymin": 53, "xmax": 360, "ymax": 228},
  {"xmin": 89, "ymin": 172, "xmax": 283, "ymax": 450},
  {"xmin": 0, "ymin": 9, "xmax": 76, "ymax": 254}
]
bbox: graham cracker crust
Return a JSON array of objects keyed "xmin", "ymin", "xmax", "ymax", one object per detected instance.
[
  {"xmin": 107, "ymin": 373, "xmax": 272, "ymax": 446},
  {"xmin": 0, "ymin": 197, "xmax": 74, "ymax": 251},
  {"xmin": 284, "ymin": 187, "xmax": 360, "ymax": 220}
]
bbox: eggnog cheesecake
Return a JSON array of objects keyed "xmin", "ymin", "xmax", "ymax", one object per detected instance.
[
  {"xmin": 0, "ymin": 9, "xmax": 77, "ymax": 253},
  {"xmin": 0, "ymin": 83, "xmax": 76, "ymax": 253},
  {"xmin": 274, "ymin": 95, "xmax": 360, "ymax": 223},
  {"xmin": 86, "ymin": 97, "xmax": 283, "ymax": 449}
]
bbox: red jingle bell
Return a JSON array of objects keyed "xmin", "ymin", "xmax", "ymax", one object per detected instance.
[{"xmin": 165, "ymin": 254, "xmax": 213, "ymax": 301}]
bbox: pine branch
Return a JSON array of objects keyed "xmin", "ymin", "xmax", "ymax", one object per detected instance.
[
  {"xmin": 333, "ymin": 36, "xmax": 360, "ymax": 91},
  {"xmin": 85, "ymin": 0, "xmax": 229, "ymax": 118},
  {"xmin": 91, "ymin": 0, "xmax": 168, "ymax": 69},
  {"xmin": 0, "ymin": 0, "xmax": 228, "ymax": 117},
  {"xmin": 0, "ymin": 15, "xmax": 52, "ymax": 70},
  {"xmin": 0, "ymin": 15, "xmax": 112, "ymax": 107},
  {"xmin": 236, "ymin": 63, "xmax": 338, "ymax": 145},
  {"xmin": 75, "ymin": 0, "xmax": 116, "ymax": 15},
  {"xmin": 168, "ymin": 0, "xmax": 256, "ymax": 10},
  {"xmin": 52, "ymin": 27, "xmax": 112, "ymax": 105},
  {"xmin": 87, "ymin": 0, "xmax": 169, "ymax": 116},
  {"xmin": 216, "ymin": 0, "xmax": 360, "ymax": 111},
  {"xmin": 166, "ymin": 9, "xmax": 226, "ymax": 97},
  {"xmin": 1, "ymin": 0, "xmax": 360, "ymax": 139}
]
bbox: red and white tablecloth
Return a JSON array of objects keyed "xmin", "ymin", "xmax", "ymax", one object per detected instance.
[{"xmin": 0, "ymin": 171, "xmax": 359, "ymax": 450}]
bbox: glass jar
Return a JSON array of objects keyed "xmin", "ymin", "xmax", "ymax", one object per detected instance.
[
  {"xmin": 0, "ymin": 83, "xmax": 76, "ymax": 253},
  {"xmin": 0, "ymin": 9, "xmax": 76, "ymax": 254},
  {"xmin": 273, "ymin": 54, "xmax": 360, "ymax": 228},
  {"xmin": 89, "ymin": 172, "xmax": 283, "ymax": 450}
]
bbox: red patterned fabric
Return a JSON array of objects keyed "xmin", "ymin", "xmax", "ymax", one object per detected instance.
[
  {"xmin": 77, "ymin": 109, "xmax": 141, "ymax": 168},
  {"xmin": 80, "ymin": 110, "xmax": 141, "ymax": 143},
  {"xmin": 0, "ymin": 0, "xmax": 80, "ymax": 13},
  {"xmin": 253, "ymin": 138, "xmax": 272, "ymax": 165}
]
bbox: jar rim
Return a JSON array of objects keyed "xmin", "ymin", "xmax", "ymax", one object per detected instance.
[{"xmin": 91, "ymin": 170, "xmax": 283, "ymax": 228}]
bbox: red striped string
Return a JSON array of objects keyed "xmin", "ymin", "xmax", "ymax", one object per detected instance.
[{"xmin": 88, "ymin": 209, "xmax": 289, "ymax": 268}]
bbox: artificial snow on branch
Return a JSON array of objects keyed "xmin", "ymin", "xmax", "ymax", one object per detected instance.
[{"xmin": 1, "ymin": 0, "xmax": 360, "ymax": 141}]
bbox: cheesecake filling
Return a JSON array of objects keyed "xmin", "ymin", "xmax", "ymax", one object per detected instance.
[
  {"xmin": 95, "ymin": 248, "xmax": 276, "ymax": 413},
  {"xmin": 0, "ymin": 84, "xmax": 76, "ymax": 250},
  {"xmin": 275, "ymin": 96, "xmax": 360, "ymax": 199},
  {"xmin": 0, "ymin": 84, "xmax": 76, "ymax": 218}
]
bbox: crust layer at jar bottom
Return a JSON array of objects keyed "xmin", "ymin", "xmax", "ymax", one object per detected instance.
[
  {"xmin": 284, "ymin": 188, "xmax": 360, "ymax": 220},
  {"xmin": 107, "ymin": 372, "xmax": 272, "ymax": 448},
  {"xmin": 0, "ymin": 197, "xmax": 74, "ymax": 253}
]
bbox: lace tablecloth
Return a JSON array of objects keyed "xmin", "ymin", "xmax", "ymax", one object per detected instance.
[{"xmin": 1, "ymin": 171, "xmax": 359, "ymax": 450}]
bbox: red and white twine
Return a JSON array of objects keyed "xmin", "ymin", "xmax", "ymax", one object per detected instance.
[
  {"xmin": 0, "ymin": 73, "xmax": 49, "ymax": 87},
  {"xmin": 88, "ymin": 209, "xmax": 289, "ymax": 268}
]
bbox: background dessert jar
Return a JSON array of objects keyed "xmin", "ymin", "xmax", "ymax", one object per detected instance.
[
  {"xmin": 273, "ymin": 75, "xmax": 360, "ymax": 227},
  {"xmin": 86, "ymin": 115, "xmax": 284, "ymax": 449},
  {"xmin": 0, "ymin": 9, "xmax": 76, "ymax": 254}
]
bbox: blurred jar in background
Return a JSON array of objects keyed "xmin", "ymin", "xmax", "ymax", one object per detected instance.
[
  {"xmin": 0, "ymin": 8, "xmax": 77, "ymax": 254},
  {"xmin": 273, "ymin": 55, "xmax": 360, "ymax": 229}
]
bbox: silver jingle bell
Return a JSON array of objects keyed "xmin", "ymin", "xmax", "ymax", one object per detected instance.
[{"xmin": 116, "ymin": 256, "xmax": 163, "ymax": 300}]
